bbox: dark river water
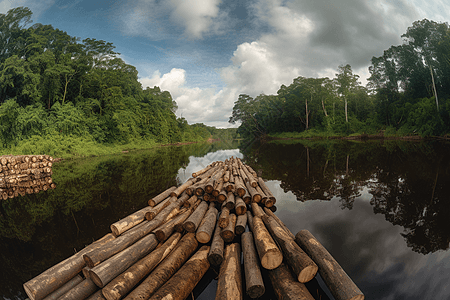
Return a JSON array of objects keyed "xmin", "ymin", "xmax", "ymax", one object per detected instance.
[{"xmin": 1, "ymin": 139, "xmax": 450, "ymax": 300}]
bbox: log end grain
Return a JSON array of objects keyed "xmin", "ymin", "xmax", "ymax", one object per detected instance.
[
  {"xmin": 298, "ymin": 264, "xmax": 319, "ymax": 283},
  {"xmin": 260, "ymin": 249, "xmax": 283, "ymax": 270}
]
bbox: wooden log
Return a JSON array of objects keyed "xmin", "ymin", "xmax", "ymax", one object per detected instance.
[
  {"xmin": 183, "ymin": 194, "xmax": 198, "ymax": 208},
  {"xmin": 218, "ymin": 206, "xmax": 230, "ymax": 228},
  {"xmin": 235, "ymin": 196, "xmax": 247, "ymax": 215},
  {"xmin": 192, "ymin": 164, "xmax": 213, "ymax": 177},
  {"xmin": 208, "ymin": 222, "xmax": 224, "ymax": 266},
  {"xmin": 58, "ymin": 278, "xmax": 98, "ymax": 300},
  {"xmin": 246, "ymin": 211, "xmax": 254, "ymax": 233},
  {"xmin": 263, "ymin": 207, "xmax": 295, "ymax": 240},
  {"xmin": 268, "ymin": 263, "xmax": 314, "ymax": 300},
  {"xmin": 183, "ymin": 200, "xmax": 209, "ymax": 232},
  {"xmin": 218, "ymin": 188, "xmax": 227, "ymax": 203},
  {"xmin": 41, "ymin": 275, "xmax": 83, "ymax": 300},
  {"xmin": 223, "ymin": 170, "xmax": 230, "ymax": 182},
  {"xmin": 295, "ymin": 230, "xmax": 365, "ymax": 300},
  {"xmin": 235, "ymin": 213, "xmax": 247, "ymax": 235},
  {"xmin": 23, "ymin": 233, "xmax": 115, "ymax": 300},
  {"xmin": 147, "ymin": 186, "xmax": 176, "ymax": 207},
  {"xmin": 234, "ymin": 176, "xmax": 246, "ymax": 198},
  {"xmin": 251, "ymin": 216, "xmax": 283, "ymax": 270},
  {"xmin": 220, "ymin": 213, "xmax": 237, "ymax": 243},
  {"xmin": 110, "ymin": 204, "xmax": 155, "ymax": 237},
  {"xmin": 86, "ymin": 290, "xmax": 106, "ymax": 300},
  {"xmin": 145, "ymin": 196, "xmax": 173, "ymax": 220},
  {"xmin": 212, "ymin": 178, "xmax": 224, "ymax": 197},
  {"xmin": 154, "ymin": 207, "xmax": 191, "ymax": 242},
  {"xmin": 147, "ymin": 246, "xmax": 211, "ymax": 300},
  {"xmin": 245, "ymin": 180, "xmax": 261, "ymax": 203},
  {"xmin": 170, "ymin": 178, "xmax": 196, "ymax": 197},
  {"xmin": 262, "ymin": 215, "xmax": 318, "ymax": 283},
  {"xmin": 246, "ymin": 164, "xmax": 258, "ymax": 178},
  {"xmin": 241, "ymin": 232, "xmax": 265, "ymax": 299},
  {"xmin": 256, "ymin": 185, "xmax": 268, "ymax": 205},
  {"xmin": 123, "ymin": 233, "xmax": 198, "ymax": 300},
  {"xmin": 101, "ymin": 232, "xmax": 182, "ymax": 300},
  {"xmin": 239, "ymin": 167, "xmax": 249, "ymax": 184},
  {"xmin": 215, "ymin": 243, "xmax": 243, "ymax": 300},
  {"xmin": 251, "ymin": 202, "xmax": 265, "ymax": 218},
  {"xmin": 82, "ymin": 266, "xmax": 91, "ymax": 279},
  {"xmin": 89, "ymin": 233, "xmax": 158, "ymax": 288},
  {"xmin": 257, "ymin": 177, "xmax": 276, "ymax": 207},
  {"xmin": 196, "ymin": 203, "xmax": 219, "ymax": 243},
  {"xmin": 241, "ymin": 164, "xmax": 257, "ymax": 188},
  {"xmin": 205, "ymin": 169, "xmax": 224, "ymax": 194},
  {"xmin": 187, "ymin": 176, "xmax": 209, "ymax": 195},
  {"xmin": 223, "ymin": 191, "xmax": 236, "ymax": 210}
]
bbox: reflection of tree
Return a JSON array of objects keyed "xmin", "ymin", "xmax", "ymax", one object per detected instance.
[{"xmin": 241, "ymin": 139, "xmax": 450, "ymax": 254}]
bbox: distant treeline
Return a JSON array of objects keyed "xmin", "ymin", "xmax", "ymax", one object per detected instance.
[
  {"xmin": 230, "ymin": 19, "xmax": 450, "ymax": 138},
  {"xmin": 0, "ymin": 7, "xmax": 238, "ymax": 157}
]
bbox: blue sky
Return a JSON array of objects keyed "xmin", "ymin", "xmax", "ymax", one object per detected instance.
[{"xmin": 1, "ymin": 0, "xmax": 450, "ymax": 128}]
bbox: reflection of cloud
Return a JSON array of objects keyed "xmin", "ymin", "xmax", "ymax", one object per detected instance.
[{"xmin": 272, "ymin": 186, "xmax": 450, "ymax": 300}]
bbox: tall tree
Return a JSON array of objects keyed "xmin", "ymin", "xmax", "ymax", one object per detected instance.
[{"xmin": 335, "ymin": 64, "xmax": 360, "ymax": 122}]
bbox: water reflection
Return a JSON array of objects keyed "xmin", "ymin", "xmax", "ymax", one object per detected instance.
[{"xmin": 241, "ymin": 139, "xmax": 450, "ymax": 255}]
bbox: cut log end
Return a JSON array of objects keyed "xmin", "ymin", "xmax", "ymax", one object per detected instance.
[
  {"xmin": 89, "ymin": 270, "xmax": 104, "ymax": 288},
  {"xmin": 298, "ymin": 265, "xmax": 319, "ymax": 283},
  {"xmin": 260, "ymin": 249, "xmax": 283, "ymax": 270}
]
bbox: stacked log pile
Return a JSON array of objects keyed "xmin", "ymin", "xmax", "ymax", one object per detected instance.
[
  {"xmin": 0, "ymin": 155, "xmax": 56, "ymax": 200},
  {"xmin": 23, "ymin": 157, "xmax": 364, "ymax": 300}
]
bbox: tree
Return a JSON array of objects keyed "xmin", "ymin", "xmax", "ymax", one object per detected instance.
[{"xmin": 335, "ymin": 64, "xmax": 360, "ymax": 123}]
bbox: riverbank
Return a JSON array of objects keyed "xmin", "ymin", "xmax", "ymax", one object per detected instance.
[{"xmin": 267, "ymin": 129, "xmax": 449, "ymax": 141}]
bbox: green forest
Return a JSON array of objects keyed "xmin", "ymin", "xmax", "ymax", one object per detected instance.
[
  {"xmin": 0, "ymin": 7, "xmax": 238, "ymax": 158},
  {"xmin": 230, "ymin": 19, "xmax": 450, "ymax": 139}
]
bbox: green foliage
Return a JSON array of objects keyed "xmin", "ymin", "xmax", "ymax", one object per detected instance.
[{"xmin": 0, "ymin": 7, "xmax": 213, "ymax": 156}]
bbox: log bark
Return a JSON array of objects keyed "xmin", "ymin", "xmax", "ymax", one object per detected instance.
[
  {"xmin": 251, "ymin": 216, "xmax": 283, "ymax": 270},
  {"xmin": 246, "ymin": 211, "xmax": 254, "ymax": 233},
  {"xmin": 212, "ymin": 178, "xmax": 224, "ymax": 197},
  {"xmin": 223, "ymin": 191, "xmax": 236, "ymax": 210},
  {"xmin": 41, "ymin": 275, "xmax": 83, "ymax": 300},
  {"xmin": 245, "ymin": 180, "xmax": 261, "ymax": 203},
  {"xmin": 218, "ymin": 206, "xmax": 230, "ymax": 228},
  {"xmin": 147, "ymin": 186, "xmax": 176, "ymax": 207},
  {"xmin": 218, "ymin": 188, "xmax": 227, "ymax": 203},
  {"xmin": 154, "ymin": 207, "xmax": 191, "ymax": 242},
  {"xmin": 234, "ymin": 176, "xmax": 246, "ymax": 198},
  {"xmin": 251, "ymin": 202, "xmax": 265, "ymax": 218},
  {"xmin": 145, "ymin": 196, "xmax": 174, "ymax": 220},
  {"xmin": 101, "ymin": 232, "xmax": 182, "ymax": 300},
  {"xmin": 215, "ymin": 243, "xmax": 243, "ymax": 300},
  {"xmin": 262, "ymin": 215, "xmax": 318, "ymax": 283},
  {"xmin": 86, "ymin": 290, "xmax": 106, "ymax": 300},
  {"xmin": 23, "ymin": 233, "xmax": 115, "ymax": 300},
  {"xmin": 268, "ymin": 263, "xmax": 314, "ymax": 300},
  {"xmin": 257, "ymin": 177, "xmax": 276, "ymax": 207},
  {"xmin": 183, "ymin": 200, "xmax": 209, "ymax": 232},
  {"xmin": 208, "ymin": 222, "xmax": 224, "ymax": 266},
  {"xmin": 170, "ymin": 178, "xmax": 196, "ymax": 197},
  {"xmin": 235, "ymin": 213, "xmax": 247, "ymax": 235},
  {"xmin": 58, "ymin": 278, "xmax": 98, "ymax": 300},
  {"xmin": 110, "ymin": 204, "xmax": 155, "ymax": 237},
  {"xmin": 89, "ymin": 234, "xmax": 158, "ymax": 288},
  {"xmin": 147, "ymin": 246, "xmax": 211, "ymax": 300},
  {"xmin": 235, "ymin": 196, "xmax": 247, "ymax": 215},
  {"xmin": 295, "ymin": 230, "xmax": 365, "ymax": 300},
  {"xmin": 195, "ymin": 203, "xmax": 218, "ymax": 243},
  {"xmin": 192, "ymin": 164, "xmax": 213, "ymax": 177},
  {"xmin": 241, "ymin": 232, "xmax": 265, "ymax": 299},
  {"xmin": 123, "ymin": 233, "xmax": 198, "ymax": 300},
  {"xmin": 263, "ymin": 207, "xmax": 295, "ymax": 239},
  {"xmin": 220, "ymin": 213, "xmax": 237, "ymax": 243}
]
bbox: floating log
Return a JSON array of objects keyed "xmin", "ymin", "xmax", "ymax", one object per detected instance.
[
  {"xmin": 241, "ymin": 232, "xmax": 265, "ymax": 299},
  {"xmin": 251, "ymin": 202, "xmax": 265, "ymax": 218},
  {"xmin": 123, "ymin": 232, "xmax": 198, "ymax": 300},
  {"xmin": 220, "ymin": 213, "xmax": 236, "ymax": 243},
  {"xmin": 101, "ymin": 232, "xmax": 182, "ymax": 300},
  {"xmin": 147, "ymin": 245, "xmax": 211, "ymax": 300},
  {"xmin": 58, "ymin": 278, "xmax": 98, "ymax": 300},
  {"xmin": 235, "ymin": 196, "xmax": 247, "ymax": 215},
  {"xmin": 223, "ymin": 191, "xmax": 236, "ymax": 210},
  {"xmin": 268, "ymin": 263, "xmax": 314, "ymax": 300},
  {"xmin": 208, "ymin": 222, "xmax": 224, "ymax": 266},
  {"xmin": 215, "ymin": 243, "xmax": 243, "ymax": 300},
  {"xmin": 147, "ymin": 186, "xmax": 176, "ymax": 207},
  {"xmin": 170, "ymin": 178, "xmax": 196, "ymax": 197},
  {"xmin": 86, "ymin": 290, "xmax": 106, "ymax": 300},
  {"xmin": 245, "ymin": 180, "xmax": 261, "ymax": 203},
  {"xmin": 110, "ymin": 204, "xmax": 156, "ymax": 237},
  {"xmin": 183, "ymin": 200, "xmax": 209, "ymax": 232},
  {"xmin": 41, "ymin": 274, "xmax": 83, "ymax": 300},
  {"xmin": 235, "ymin": 213, "xmax": 247, "ymax": 235},
  {"xmin": 154, "ymin": 208, "xmax": 191, "ymax": 242},
  {"xmin": 218, "ymin": 206, "xmax": 230, "ymax": 228},
  {"xmin": 234, "ymin": 176, "xmax": 246, "ymax": 198},
  {"xmin": 196, "ymin": 203, "xmax": 219, "ymax": 243},
  {"xmin": 23, "ymin": 233, "xmax": 115, "ymax": 300},
  {"xmin": 262, "ymin": 215, "xmax": 318, "ymax": 283},
  {"xmin": 89, "ymin": 234, "xmax": 158, "ymax": 288},
  {"xmin": 263, "ymin": 207, "xmax": 295, "ymax": 239},
  {"xmin": 295, "ymin": 230, "xmax": 365, "ymax": 300},
  {"xmin": 246, "ymin": 211, "xmax": 254, "ymax": 233},
  {"xmin": 212, "ymin": 178, "xmax": 224, "ymax": 197},
  {"xmin": 251, "ymin": 216, "xmax": 283, "ymax": 270},
  {"xmin": 258, "ymin": 177, "xmax": 276, "ymax": 207},
  {"xmin": 192, "ymin": 164, "xmax": 214, "ymax": 178}
]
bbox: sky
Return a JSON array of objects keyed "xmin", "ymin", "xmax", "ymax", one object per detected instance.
[{"xmin": 1, "ymin": 0, "xmax": 450, "ymax": 128}]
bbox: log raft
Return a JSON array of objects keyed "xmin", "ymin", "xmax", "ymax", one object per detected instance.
[{"xmin": 23, "ymin": 157, "xmax": 364, "ymax": 300}]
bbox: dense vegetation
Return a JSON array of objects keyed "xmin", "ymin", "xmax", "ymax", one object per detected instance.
[
  {"xmin": 0, "ymin": 7, "xmax": 239, "ymax": 158},
  {"xmin": 230, "ymin": 19, "xmax": 450, "ymax": 138}
]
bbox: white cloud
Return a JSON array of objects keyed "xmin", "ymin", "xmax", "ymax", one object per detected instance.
[{"xmin": 0, "ymin": 0, "xmax": 56, "ymax": 17}]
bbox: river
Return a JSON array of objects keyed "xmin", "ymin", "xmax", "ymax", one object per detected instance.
[{"xmin": 1, "ymin": 139, "xmax": 449, "ymax": 300}]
